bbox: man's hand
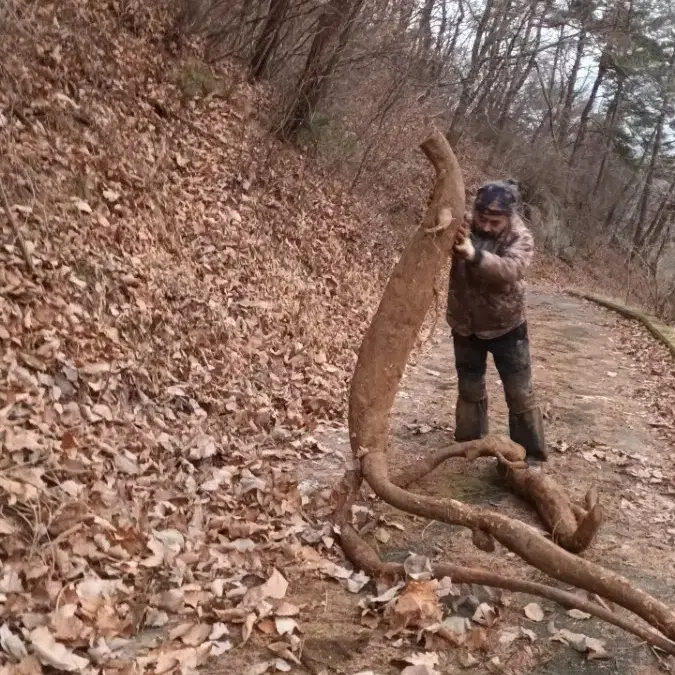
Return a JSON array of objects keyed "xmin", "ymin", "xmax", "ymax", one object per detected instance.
[{"xmin": 454, "ymin": 225, "xmax": 476, "ymax": 261}]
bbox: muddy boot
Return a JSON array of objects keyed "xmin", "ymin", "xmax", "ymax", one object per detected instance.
[
  {"xmin": 500, "ymin": 367, "xmax": 547, "ymax": 461},
  {"xmin": 509, "ymin": 407, "xmax": 547, "ymax": 461},
  {"xmin": 455, "ymin": 378, "xmax": 489, "ymax": 442}
]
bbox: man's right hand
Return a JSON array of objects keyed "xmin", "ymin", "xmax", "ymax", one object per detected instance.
[{"xmin": 454, "ymin": 225, "xmax": 476, "ymax": 261}]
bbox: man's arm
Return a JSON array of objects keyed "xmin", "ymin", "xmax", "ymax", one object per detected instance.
[{"xmin": 468, "ymin": 226, "xmax": 534, "ymax": 285}]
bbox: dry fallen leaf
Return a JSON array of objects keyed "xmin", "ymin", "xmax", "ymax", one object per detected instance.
[
  {"xmin": 244, "ymin": 662, "xmax": 273, "ymax": 675},
  {"xmin": 401, "ymin": 667, "xmax": 440, "ymax": 675},
  {"xmin": 551, "ymin": 629, "xmax": 610, "ymax": 659},
  {"xmin": 274, "ymin": 617, "xmax": 298, "ymax": 636},
  {"xmin": 434, "ymin": 577, "xmax": 455, "ymax": 599},
  {"xmin": 374, "ymin": 527, "xmax": 391, "ymax": 544},
  {"xmin": 0, "ymin": 568, "xmax": 24, "ymax": 594},
  {"xmin": 585, "ymin": 636, "xmax": 610, "ymax": 660},
  {"xmin": 210, "ymin": 640, "xmax": 234, "ymax": 656},
  {"xmin": 391, "ymin": 581, "xmax": 443, "ymax": 630},
  {"xmin": 403, "ymin": 554, "xmax": 433, "ymax": 581},
  {"xmin": 208, "ymin": 623, "xmax": 230, "ymax": 640},
  {"xmin": 73, "ymin": 198, "xmax": 92, "ymax": 214},
  {"xmin": 0, "ymin": 656, "xmax": 43, "ymax": 675},
  {"xmin": 318, "ymin": 559, "xmax": 353, "ymax": 582},
  {"xmin": 0, "ymin": 477, "xmax": 38, "ymax": 502},
  {"xmin": 465, "ymin": 627, "xmax": 489, "ymax": 652},
  {"xmin": 458, "ymin": 651, "xmax": 479, "ymax": 668},
  {"xmin": 180, "ymin": 623, "xmax": 211, "ymax": 647},
  {"xmin": 49, "ymin": 604, "xmax": 88, "ymax": 643},
  {"xmin": 0, "ymin": 623, "xmax": 28, "ymax": 661},
  {"xmin": 443, "ymin": 615, "xmax": 471, "ymax": 636},
  {"xmin": 347, "ymin": 571, "xmax": 370, "ymax": 594},
  {"xmin": 243, "ymin": 568, "xmax": 289, "ymax": 606},
  {"xmin": 0, "ymin": 517, "xmax": 15, "ymax": 536},
  {"xmin": 29, "ymin": 626, "xmax": 89, "ymax": 671},
  {"xmin": 400, "ymin": 651, "xmax": 441, "ymax": 675},
  {"xmin": 471, "ymin": 602, "xmax": 498, "ymax": 627},
  {"xmin": 521, "ymin": 627, "xmax": 537, "ymax": 642},
  {"xmin": 242, "ymin": 613, "xmax": 257, "ymax": 644},
  {"xmin": 523, "ymin": 602, "xmax": 545, "ymax": 622},
  {"xmin": 567, "ymin": 609, "xmax": 591, "ymax": 620},
  {"xmin": 498, "ymin": 629, "xmax": 519, "ymax": 646},
  {"xmin": 102, "ymin": 189, "xmax": 120, "ymax": 203},
  {"xmin": 274, "ymin": 602, "xmax": 300, "ymax": 617}
]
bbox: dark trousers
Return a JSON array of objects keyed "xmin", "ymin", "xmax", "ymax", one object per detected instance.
[{"xmin": 452, "ymin": 322, "xmax": 547, "ymax": 460}]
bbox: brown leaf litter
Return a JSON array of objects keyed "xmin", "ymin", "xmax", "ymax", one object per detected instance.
[{"xmin": 0, "ymin": 1, "xmax": 411, "ymax": 672}]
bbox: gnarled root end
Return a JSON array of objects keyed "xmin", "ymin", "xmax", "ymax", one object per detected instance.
[{"xmin": 498, "ymin": 461, "xmax": 603, "ymax": 554}]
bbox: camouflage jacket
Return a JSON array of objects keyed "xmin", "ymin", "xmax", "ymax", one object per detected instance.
[{"xmin": 446, "ymin": 215, "xmax": 534, "ymax": 339}]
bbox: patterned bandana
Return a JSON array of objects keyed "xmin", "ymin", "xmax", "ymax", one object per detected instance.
[{"xmin": 474, "ymin": 179, "xmax": 520, "ymax": 216}]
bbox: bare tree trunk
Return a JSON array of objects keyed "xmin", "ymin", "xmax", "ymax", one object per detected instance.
[
  {"xmin": 569, "ymin": 52, "xmax": 609, "ymax": 165},
  {"xmin": 417, "ymin": 0, "xmax": 436, "ymax": 57},
  {"xmin": 487, "ymin": 0, "xmax": 547, "ymax": 165},
  {"xmin": 592, "ymin": 77, "xmax": 624, "ymax": 195},
  {"xmin": 430, "ymin": 0, "xmax": 448, "ymax": 78},
  {"xmin": 249, "ymin": 0, "xmax": 291, "ymax": 81},
  {"xmin": 446, "ymin": 0, "xmax": 496, "ymax": 144},
  {"xmin": 603, "ymin": 138, "xmax": 653, "ymax": 243},
  {"xmin": 581, "ymin": 0, "xmax": 632, "ymax": 171},
  {"xmin": 643, "ymin": 174, "xmax": 675, "ymax": 248},
  {"xmin": 444, "ymin": 0, "xmax": 465, "ymax": 65},
  {"xmin": 530, "ymin": 26, "xmax": 563, "ymax": 146},
  {"xmin": 633, "ymin": 47, "xmax": 675, "ymax": 252},
  {"xmin": 279, "ymin": 0, "xmax": 365, "ymax": 141},
  {"xmin": 556, "ymin": 28, "xmax": 587, "ymax": 145}
]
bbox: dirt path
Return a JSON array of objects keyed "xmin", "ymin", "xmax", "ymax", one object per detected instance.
[{"xmin": 293, "ymin": 288, "xmax": 675, "ymax": 675}]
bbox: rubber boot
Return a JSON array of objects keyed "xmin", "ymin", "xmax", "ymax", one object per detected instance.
[
  {"xmin": 509, "ymin": 407, "xmax": 547, "ymax": 461},
  {"xmin": 501, "ymin": 369, "xmax": 548, "ymax": 461},
  {"xmin": 454, "ymin": 376, "xmax": 489, "ymax": 441}
]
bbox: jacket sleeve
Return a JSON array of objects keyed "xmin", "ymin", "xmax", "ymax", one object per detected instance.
[{"xmin": 470, "ymin": 226, "xmax": 534, "ymax": 285}]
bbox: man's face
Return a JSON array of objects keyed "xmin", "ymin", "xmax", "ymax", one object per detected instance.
[{"xmin": 473, "ymin": 210, "xmax": 510, "ymax": 238}]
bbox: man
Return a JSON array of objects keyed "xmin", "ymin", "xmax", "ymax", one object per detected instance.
[{"xmin": 446, "ymin": 179, "xmax": 547, "ymax": 462}]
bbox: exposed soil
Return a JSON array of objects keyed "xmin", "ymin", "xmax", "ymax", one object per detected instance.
[{"xmin": 279, "ymin": 288, "xmax": 675, "ymax": 675}]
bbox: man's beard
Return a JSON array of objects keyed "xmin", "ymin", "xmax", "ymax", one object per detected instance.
[{"xmin": 473, "ymin": 224, "xmax": 501, "ymax": 240}]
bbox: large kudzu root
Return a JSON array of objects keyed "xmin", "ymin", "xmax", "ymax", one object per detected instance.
[
  {"xmin": 392, "ymin": 434, "xmax": 601, "ymax": 554},
  {"xmin": 361, "ymin": 450, "xmax": 675, "ymax": 639},
  {"xmin": 336, "ymin": 130, "xmax": 675, "ymax": 645}
]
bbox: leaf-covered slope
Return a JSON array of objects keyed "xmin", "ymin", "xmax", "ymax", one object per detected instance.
[{"xmin": 0, "ymin": 3, "xmax": 402, "ymax": 671}]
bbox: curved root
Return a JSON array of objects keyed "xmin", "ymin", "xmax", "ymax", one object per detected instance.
[
  {"xmin": 394, "ymin": 434, "xmax": 601, "ymax": 553},
  {"xmin": 339, "ymin": 522, "xmax": 675, "ymax": 655}
]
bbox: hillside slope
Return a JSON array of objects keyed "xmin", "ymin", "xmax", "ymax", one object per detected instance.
[{"xmin": 0, "ymin": 3, "xmax": 419, "ymax": 672}]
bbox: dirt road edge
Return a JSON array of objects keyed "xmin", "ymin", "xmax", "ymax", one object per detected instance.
[{"xmin": 565, "ymin": 289, "xmax": 675, "ymax": 359}]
